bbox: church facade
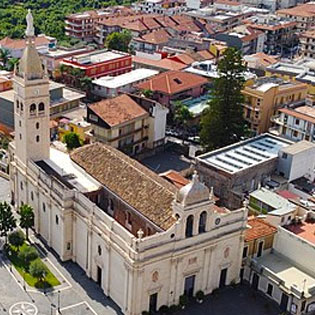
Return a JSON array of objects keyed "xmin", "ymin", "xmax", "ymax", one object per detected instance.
[{"xmin": 9, "ymin": 12, "xmax": 248, "ymax": 315}]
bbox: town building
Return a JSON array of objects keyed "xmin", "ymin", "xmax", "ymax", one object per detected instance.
[
  {"xmin": 242, "ymin": 76, "xmax": 308, "ymax": 134},
  {"xmin": 195, "ymin": 133, "xmax": 292, "ymax": 209},
  {"xmin": 40, "ymin": 47, "xmax": 94, "ymax": 75},
  {"xmin": 10, "ymin": 14, "xmax": 249, "ymax": 314},
  {"xmin": 277, "ymin": 2, "xmax": 315, "ymax": 33},
  {"xmin": 135, "ymin": 70, "xmax": 208, "ymax": 107},
  {"xmin": 91, "ymin": 68, "xmax": 159, "ymax": 98},
  {"xmin": 60, "ymin": 49, "xmax": 132, "ymax": 80},
  {"xmin": 266, "ymin": 58, "xmax": 315, "ymax": 106},
  {"xmin": 87, "ymin": 94, "xmax": 168, "ymax": 155},
  {"xmin": 214, "ymin": 25, "xmax": 265, "ymax": 55},
  {"xmin": 248, "ymin": 216, "xmax": 315, "ymax": 314},
  {"xmin": 0, "ymin": 81, "xmax": 85, "ymax": 129},
  {"xmin": 0, "ymin": 71, "xmax": 13, "ymax": 92},
  {"xmin": 65, "ymin": 6, "xmax": 134, "ymax": 42},
  {"xmin": 271, "ymin": 106, "xmax": 315, "ymax": 143},
  {"xmin": 243, "ymin": 53, "xmax": 278, "ymax": 76},
  {"xmin": 243, "ymin": 14, "xmax": 297, "ymax": 55},
  {"xmin": 133, "ymin": 0, "xmax": 187, "ymax": 16},
  {"xmin": 299, "ymin": 29, "xmax": 315, "ymax": 59},
  {"xmin": 0, "ymin": 34, "xmax": 56, "ymax": 59}
]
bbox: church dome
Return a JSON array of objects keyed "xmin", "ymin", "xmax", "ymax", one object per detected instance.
[
  {"xmin": 176, "ymin": 171, "xmax": 210, "ymax": 207},
  {"xmin": 17, "ymin": 40, "xmax": 44, "ymax": 80}
]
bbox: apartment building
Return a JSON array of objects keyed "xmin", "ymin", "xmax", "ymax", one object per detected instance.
[
  {"xmin": 300, "ymin": 29, "xmax": 315, "ymax": 59},
  {"xmin": 266, "ymin": 58, "xmax": 315, "ymax": 106},
  {"xmin": 133, "ymin": 0, "xmax": 187, "ymax": 16},
  {"xmin": 60, "ymin": 49, "xmax": 132, "ymax": 80},
  {"xmin": 272, "ymin": 106, "xmax": 315, "ymax": 143},
  {"xmin": 244, "ymin": 14, "xmax": 297, "ymax": 55},
  {"xmin": 65, "ymin": 7, "xmax": 133, "ymax": 42},
  {"xmin": 242, "ymin": 76, "xmax": 308, "ymax": 134},
  {"xmin": 277, "ymin": 2, "xmax": 315, "ymax": 33}
]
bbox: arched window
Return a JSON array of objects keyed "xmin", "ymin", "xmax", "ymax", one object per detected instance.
[
  {"xmin": 36, "ymin": 122, "xmax": 39, "ymax": 129},
  {"xmin": 36, "ymin": 135, "xmax": 40, "ymax": 142},
  {"xmin": 185, "ymin": 215, "xmax": 194, "ymax": 238},
  {"xmin": 16, "ymin": 100, "xmax": 19, "ymax": 109},
  {"xmin": 30, "ymin": 103, "xmax": 36, "ymax": 113},
  {"xmin": 198, "ymin": 211, "xmax": 207, "ymax": 234},
  {"xmin": 20, "ymin": 103, "xmax": 24, "ymax": 111},
  {"xmin": 38, "ymin": 102, "xmax": 45, "ymax": 111}
]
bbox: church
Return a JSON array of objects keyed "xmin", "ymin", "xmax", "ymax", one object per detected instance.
[{"xmin": 9, "ymin": 11, "xmax": 248, "ymax": 315}]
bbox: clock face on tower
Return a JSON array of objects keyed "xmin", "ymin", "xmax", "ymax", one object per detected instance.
[{"xmin": 33, "ymin": 89, "xmax": 39, "ymax": 96}]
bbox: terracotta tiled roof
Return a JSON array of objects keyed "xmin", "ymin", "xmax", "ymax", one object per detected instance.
[
  {"xmin": 301, "ymin": 29, "xmax": 315, "ymax": 39},
  {"xmin": 245, "ymin": 20, "xmax": 297, "ymax": 31},
  {"xmin": 159, "ymin": 170, "xmax": 190, "ymax": 189},
  {"xmin": 279, "ymin": 106, "xmax": 315, "ymax": 124},
  {"xmin": 285, "ymin": 221, "xmax": 315, "ymax": 245},
  {"xmin": 71, "ymin": 142, "xmax": 177, "ymax": 230},
  {"xmin": 197, "ymin": 50, "xmax": 215, "ymax": 60},
  {"xmin": 245, "ymin": 218, "xmax": 277, "ymax": 242},
  {"xmin": 135, "ymin": 29, "xmax": 171, "ymax": 45},
  {"xmin": 277, "ymin": 3, "xmax": 315, "ymax": 17},
  {"xmin": 215, "ymin": 0, "xmax": 241, "ymax": 5},
  {"xmin": 0, "ymin": 36, "xmax": 50, "ymax": 50},
  {"xmin": 276, "ymin": 190, "xmax": 300, "ymax": 200},
  {"xmin": 136, "ymin": 70, "xmax": 208, "ymax": 95},
  {"xmin": 89, "ymin": 94, "xmax": 148, "ymax": 127},
  {"xmin": 0, "ymin": 122, "xmax": 13, "ymax": 136},
  {"xmin": 246, "ymin": 52, "xmax": 278, "ymax": 67},
  {"xmin": 132, "ymin": 56, "xmax": 186, "ymax": 71}
]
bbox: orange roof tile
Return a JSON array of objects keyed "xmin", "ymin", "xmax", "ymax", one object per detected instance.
[
  {"xmin": 135, "ymin": 29, "xmax": 171, "ymax": 45},
  {"xmin": 277, "ymin": 3, "xmax": 315, "ymax": 17},
  {"xmin": 136, "ymin": 70, "xmax": 208, "ymax": 95},
  {"xmin": 285, "ymin": 221, "xmax": 315, "ymax": 245},
  {"xmin": 0, "ymin": 36, "xmax": 50, "ymax": 50},
  {"xmin": 159, "ymin": 170, "xmax": 190, "ymax": 188},
  {"xmin": 89, "ymin": 94, "xmax": 148, "ymax": 127},
  {"xmin": 245, "ymin": 218, "xmax": 277, "ymax": 242},
  {"xmin": 132, "ymin": 56, "xmax": 186, "ymax": 71}
]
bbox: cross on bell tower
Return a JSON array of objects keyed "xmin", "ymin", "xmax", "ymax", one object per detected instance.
[{"xmin": 13, "ymin": 9, "xmax": 50, "ymax": 165}]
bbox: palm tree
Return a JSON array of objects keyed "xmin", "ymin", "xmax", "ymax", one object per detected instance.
[
  {"xmin": 19, "ymin": 204, "xmax": 34, "ymax": 240},
  {"xmin": 70, "ymin": 68, "xmax": 84, "ymax": 88},
  {"xmin": 7, "ymin": 58, "xmax": 19, "ymax": 71},
  {"xmin": 79, "ymin": 76, "xmax": 92, "ymax": 99}
]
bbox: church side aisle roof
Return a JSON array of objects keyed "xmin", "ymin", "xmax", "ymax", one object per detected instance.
[{"xmin": 71, "ymin": 142, "xmax": 177, "ymax": 230}]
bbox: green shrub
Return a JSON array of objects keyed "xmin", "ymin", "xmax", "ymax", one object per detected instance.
[
  {"xmin": 179, "ymin": 295, "xmax": 188, "ymax": 306},
  {"xmin": 8, "ymin": 230, "xmax": 25, "ymax": 251},
  {"xmin": 195, "ymin": 290, "xmax": 205, "ymax": 301},
  {"xmin": 18, "ymin": 245, "xmax": 39, "ymax": 267},
  {"xmin": 159, "ymin": 305, "xmax": 169, "ymax": 314}
]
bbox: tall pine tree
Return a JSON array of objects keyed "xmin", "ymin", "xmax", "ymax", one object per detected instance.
[{"xmin": 200, "ymin": 47, "xmax": 247, "ymax": 150}]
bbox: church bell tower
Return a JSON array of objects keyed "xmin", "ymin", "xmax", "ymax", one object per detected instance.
[{"xmin": 13, "ymin": 9, "xmax": 50, "ymax": 165}]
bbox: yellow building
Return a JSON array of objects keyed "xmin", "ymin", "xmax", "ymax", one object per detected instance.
[
  {"xmin": 242, "ymin": 76, "xmax": 308, "ymax": 134},
  {"xmin": 58, "ymin": 118, "xmax": 91, "ymax": 144}
]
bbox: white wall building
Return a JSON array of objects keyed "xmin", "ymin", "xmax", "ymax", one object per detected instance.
[
  {"xmin": 9, "ymin": 12, "xmax": 248, "ymax": 315},
  {"xmin": 92, "ymin": 69, "xmax": 159, "ymax": 98}
]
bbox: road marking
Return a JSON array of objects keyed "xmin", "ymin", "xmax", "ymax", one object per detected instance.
[
  {"xmin": 9, "ymin": 301, "xmax": 38, "ymax": 315},
  {"xmin": 60, "ymin": 301, "xmax": 98, "ymax": 315}
]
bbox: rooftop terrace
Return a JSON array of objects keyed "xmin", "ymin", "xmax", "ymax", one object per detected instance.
[{"xmin": 285, "ymin": 221, "xmax": 315, "ymax": 246}]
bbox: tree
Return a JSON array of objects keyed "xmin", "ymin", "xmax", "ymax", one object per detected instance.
[
  {"xmin": 0, "ymin": 48, "xmax": 10, "ymax": 69},
  {"xmin": 6, "ymin": 58, "xmax": 19, "ymax": 71},
  {"xmin": 142, "ymin": 89, "xmax": 153, "ymax": 98},
  {"xmin": 200, "ymin": 47, "xmax": 247, "ymax": 150},
  {"xmin": 8, "ymin": 230, "xmax": 25, "ymax": 251},
  {"xmin": 0, "ymin": 202, "xmax": 17, "ymax": 244},
  {"xmin": 29, "ymin": 259, "xmax": 47, "ymax": 283},
  {"xmin": 63, "ymin": 132, "xmax": 82, "ymax": 150},
  {"xmin": 19, "ymin": 204, "xmax": 34, "ymax": 240},
  {"xmin": 174, "ymin": 101, "xmax": 193, "ymax": 127},
  {"xmin": 105, "ymin": 30, "xmax": 132, "ymax": 52},
  {"xmin": 18, "ymin": 246, "xmax": 39, "ymax": 267},
  {"xmin": 79, "ymin": 76, "xmax": 93, "ymax": 98}
]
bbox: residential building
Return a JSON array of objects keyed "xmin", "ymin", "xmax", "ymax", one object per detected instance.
[
  {"xmin": 91, "ymin": 68, "xmax": 159, "ymax": 98},
  {"xmin": 40, "ymin": 47, "xmax": 94, "ymax": 75},
  {"xmin": 0, "ymin": 34, "xmax": 56, "ymax": 59},
  {"xmin": 195, "ymin": 134, "xmax": 292, "ymax": 209},
  {"xmin": 0, "ymin": 81, "xmax": 85, "ymax": 129},
  {"xmin": 277, "ymin": 2, "xmax": 315, "ymax": 33},
  {"xmin": 135, "ymin": 70, "xmax": 208, "ymax": 107},
  {"xmin": 266, "ymin": 58, "xmax": 315, "ymax": 106},
  {"xmin": 241, "ymin": 217, "xmax": 277, "ymax": 282},
  {"xmin": 10, "ymin": 16, "xmax": 249, "ymax": 314},
  {"xmin": 248, "ymin": 216, "xmax": 315, "ymax": 314},
  {"xmin": 242, "ymin": 76, "xmax": 308, "ymax": 134},
  {"xmin": 133, "ymin": 0, "xmax": 187, "ymax": 16},
  {"xmin": 60, "ymin": 49, "xmax": 132, "ymax": 80},
  {"xmin": 65, "ymin": 7, "xmax": 134, "ymax": 42},
  {"xmin": 214, "ymin": 25, "xmax": 265, "ymax": 55},
  {"xmin": 131, "ymin": 29, "xmax": 171, "ymax": 54},
  {"xmin": 244, "ymin": 14, "xmax": 297, "ymax": 55},
  {"xmin": 300, "ymin": 29, "xmax": 315, "ymax": 59},
  {"xmin": 271, "ymin": 106, "xmax": 315, "ymax": 142},
  {"xmin": 244, "ymin": 53, "xmax": 278, "ymax": 76},
  {"xmin": 87, "ymin": 94, "xmax": 168, "ymax": 155},
  {"xmin": 277, "ymin": 140, "xmax": 315, "ymax": 181}
]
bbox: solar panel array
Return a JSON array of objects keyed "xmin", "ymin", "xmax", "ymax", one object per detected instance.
[{"xmin": 201, "ymin": 136, "xmax": 290, "ymax": 173}]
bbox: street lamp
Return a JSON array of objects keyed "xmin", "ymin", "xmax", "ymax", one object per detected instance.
[{"xmin": 57, "ymin": 290, "xmax": 61, "ymax": 313}]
